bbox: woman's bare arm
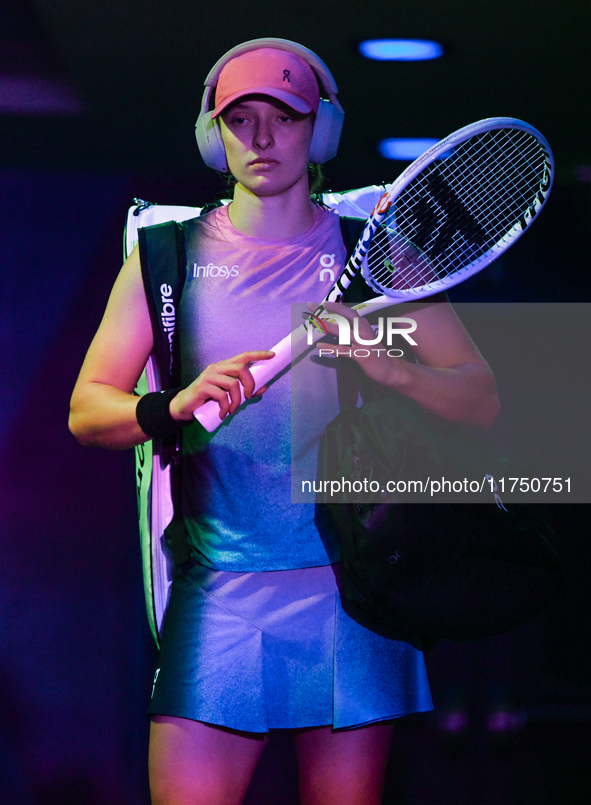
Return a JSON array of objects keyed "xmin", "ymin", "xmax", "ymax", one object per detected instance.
[
  {"xmin": 69, "ymin": 246, "xmax": 273, "ymax": 449},
  {"xmin": 69, "ymin": 246, "xmax": 155, "ymax": 448}
]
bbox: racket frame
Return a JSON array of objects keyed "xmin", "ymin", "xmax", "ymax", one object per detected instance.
[{"xmin": 356, "ymin": 117, "xmax": 554, "ymax": 301}]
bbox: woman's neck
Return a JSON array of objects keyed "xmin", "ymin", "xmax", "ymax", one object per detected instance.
[{"xmin": 227, "ymin": 180, "xmax": 318, "ymax": 239}]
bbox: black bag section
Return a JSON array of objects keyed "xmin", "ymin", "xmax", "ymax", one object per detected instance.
[
  {"xmin": 138, "ymin": 220, "xmax": 190, "ymax": 566},
  {"xmin": 320, "ymin": 389, "xmax": 563, "ymax": 643},
  {"xmin": 338, "ymin": 217, "xmax": 377, "ymax": 303}
]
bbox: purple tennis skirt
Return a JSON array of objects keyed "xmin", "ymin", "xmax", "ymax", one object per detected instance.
[{"xmin": 149, "ymin": 561, "xmax": 433, "ymax": 732}]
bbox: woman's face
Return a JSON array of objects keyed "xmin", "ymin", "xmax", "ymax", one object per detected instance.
[{"xmin": 219, "ymin": 95, "xmax": 314, "ymax": 198}]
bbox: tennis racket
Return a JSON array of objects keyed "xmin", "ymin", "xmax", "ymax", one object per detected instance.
[{"xmin": 194, "ymin": 117, "xmax": 554, "ymax": 432}]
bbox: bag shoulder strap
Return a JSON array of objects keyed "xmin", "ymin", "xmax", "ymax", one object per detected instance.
[
  {"xmin": 138, "ymin": 220, "xmax": 187, "ymax": 389},
  {"xmin": 138, "ymin": 220, "xmax": 190, "ymax": 566},
  {"xmin": 338, "ymin": 215, "xmax": 365, "ymax": 257},
  {"xmin": 338, "ymin": 216, "xmax": 379, "ymax": 304}
]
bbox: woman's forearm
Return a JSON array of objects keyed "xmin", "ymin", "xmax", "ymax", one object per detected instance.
[
  {"xmin": 69, "ymin": 382, "xmax": 149, "ymax": 450},
  {"xmin": 383, "ymin": 358, "xmax": 500, "ymax": 429}
]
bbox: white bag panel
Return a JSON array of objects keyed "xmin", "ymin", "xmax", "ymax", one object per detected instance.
[
  {"xmin": 124, "ymin": 202, "xmax": 217, "ymax": 259},
  {"xmin": 321, "ymin": 185, "xmax": 386, "ymax": 218}
]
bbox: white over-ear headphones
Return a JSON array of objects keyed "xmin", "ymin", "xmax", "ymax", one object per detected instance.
[{"xmin": 195, "ymin": 37, "xmax": 345, "ymax": 172}]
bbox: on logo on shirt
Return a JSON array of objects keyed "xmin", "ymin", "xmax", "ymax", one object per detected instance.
[{"xmin": 319, "ymin": 253, "xmax": 336, "ymax": 282}]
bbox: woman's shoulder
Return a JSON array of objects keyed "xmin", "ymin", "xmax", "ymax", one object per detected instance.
[{"xmin": 179, "ymin": 204, "xmax": 233, "ymax": 247}]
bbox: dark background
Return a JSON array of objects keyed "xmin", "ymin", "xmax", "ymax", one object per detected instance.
[{"xmin": 1, "ymin": 1, "xmax": 590, "ymax": 803}]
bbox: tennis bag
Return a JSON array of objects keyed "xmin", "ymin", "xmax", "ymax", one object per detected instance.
[
  {"xmin": 127, "ymin": 205, "xmax": 194, "ymax": 646},
  {"xmin": 126, "ymin": 187, "xmax": 387, "ymax": 645},
  {"xmin": 319, "ymin": 392, "xmax": 563, "ymax": 644}
]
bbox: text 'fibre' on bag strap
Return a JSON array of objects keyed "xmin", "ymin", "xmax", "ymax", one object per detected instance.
[{"xmin": 138, "ymin": 221, "xmax": 187, "ymax": 391}]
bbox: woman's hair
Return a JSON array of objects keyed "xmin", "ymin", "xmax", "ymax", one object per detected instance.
[{"xmin": 308, "ymin": 163, "xmax": 325, "ymax": 195}]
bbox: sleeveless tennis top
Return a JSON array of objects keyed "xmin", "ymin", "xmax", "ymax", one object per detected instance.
[{"xmin": 179, "ymin": 205, "xmax": 348, "ymax": 571}]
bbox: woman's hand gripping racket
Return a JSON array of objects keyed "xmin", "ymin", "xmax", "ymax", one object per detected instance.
[{"xmin": 194, "ymin": 117, "xmax": 554, "ymax": 432}]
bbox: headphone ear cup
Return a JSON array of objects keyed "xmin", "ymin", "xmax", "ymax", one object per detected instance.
[
  {"xmin": 309, "ymin": 98, "xmax": 344, "ymax": 164},
  {"xmin": 195, "ymin": 110, "xmax": 229, "ymax": 172}
]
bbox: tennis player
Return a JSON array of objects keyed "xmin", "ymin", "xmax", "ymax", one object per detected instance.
[{"xmin": 70, "ymin": 39, "xmax": 498, "ymax": 805}]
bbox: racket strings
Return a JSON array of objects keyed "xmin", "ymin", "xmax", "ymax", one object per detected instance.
[
  {"xmin": 414, "ymin": 130, "xmax": 542, "ymax": 233},
  {"xmin": 430, "ymin": 129, "xmax": 543, "ymax": 212},
  {"xmin": 459, "ymin": 130, "xmax": 545, "ymax": 217},
  {"xmin": 366, "ymin": 127, "xmax": 550, "ymax": 292},
  {"xmin": 452, "ymin": 132, "xmax": 544, "ymax": 222},
  {"xmin": 422, "ymin": 138, "xmax": 533, "ymax": 253}
]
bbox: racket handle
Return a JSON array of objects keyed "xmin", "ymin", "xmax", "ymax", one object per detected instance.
[{"xmin": 193, "ymin": 326, "xmax": 313, "ymax": 432}]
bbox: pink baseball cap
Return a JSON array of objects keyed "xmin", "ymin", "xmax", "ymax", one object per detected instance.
[{"xmin": 211, "ymin": 47, "xmax": 320, "ymax": 118}]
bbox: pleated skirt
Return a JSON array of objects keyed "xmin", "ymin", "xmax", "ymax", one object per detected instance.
[{"xmin": 149, "ymin": 561, "xmax": 433, "ymax": 732}]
